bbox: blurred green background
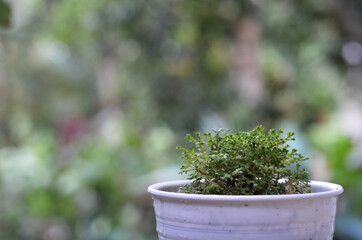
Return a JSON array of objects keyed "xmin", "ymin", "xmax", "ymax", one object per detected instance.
[{"xmin": 0, "ymin": 0, "xmax": 362, "ymax": 239}]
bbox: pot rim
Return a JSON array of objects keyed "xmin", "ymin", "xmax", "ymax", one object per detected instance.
[{"xmin": 148, "ymin": 180, "xmax": 343, "ymax": 201}]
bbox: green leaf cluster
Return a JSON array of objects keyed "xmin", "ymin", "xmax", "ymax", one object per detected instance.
[{"xmin": 178, "ymin": 126, "xmax": 310, "ymax": 195}]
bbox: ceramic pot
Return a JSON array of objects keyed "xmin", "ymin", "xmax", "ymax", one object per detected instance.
[{"xmin": 148, "ymin": 180, "xmax": 343, "ymax": 240}]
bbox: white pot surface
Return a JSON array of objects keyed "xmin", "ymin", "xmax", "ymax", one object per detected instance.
[{"xmin": 148, "ymin": 180, "xmax": 343, "ymax": 240}]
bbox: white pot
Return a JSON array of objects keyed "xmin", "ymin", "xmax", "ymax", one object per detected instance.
[{"xmin": 148, "ymin": 180, "xmax": 343, "ymax": 240}]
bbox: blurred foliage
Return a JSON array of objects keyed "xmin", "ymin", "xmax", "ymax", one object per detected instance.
[
  {"xmin": 0, "ymin": 0, "xmax": 362, "ymax": 239},
  {"xmin": 0, "ymin": 0, "xmax": 10, "ymax": 27}
]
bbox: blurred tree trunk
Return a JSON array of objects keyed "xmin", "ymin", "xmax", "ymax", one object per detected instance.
[
  {"xmin": 329, "ymin": 0, "xmax": 362, "ymax": 100},
  {"xmin": 330, "ymin": 0, "xmax": 362, "ymax": 42},
  {"xmin": 95, "ymin": 56, "xmax": 119, "ymax": 107},
  {"xmin": 0, "ymin": 39, "xmax": 13, "ymax": 145},
  {"xmin": 232, "ymin": 15, "xmax": 263, "ymax": 105}
]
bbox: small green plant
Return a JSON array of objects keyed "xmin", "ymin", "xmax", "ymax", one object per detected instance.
[{"xmin": 177, "ymin": 126, "xmax": 310, "ymax": 195}]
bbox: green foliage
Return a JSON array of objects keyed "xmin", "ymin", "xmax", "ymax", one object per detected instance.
[
  {"xmin": 0, "ymin": 0, "xmax": 10, "ymax": 27},
  {"xmin": 178, "ymin": 126, "xmax": 310, "ymax": 195}
]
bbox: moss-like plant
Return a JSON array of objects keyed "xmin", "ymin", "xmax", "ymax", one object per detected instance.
[{"xmin": 177, "ymin": 126, "xmax": 310, "ymax": 195}]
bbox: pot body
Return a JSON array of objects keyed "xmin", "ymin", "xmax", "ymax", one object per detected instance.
[{"xmin": 148, "ymin": 180, "xmax": 343, "ymax": 240}]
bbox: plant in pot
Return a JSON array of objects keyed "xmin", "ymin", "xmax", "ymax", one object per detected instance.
[{"xmin": 148, "ymin": 126, "xmax": 343, "ymax": 240}]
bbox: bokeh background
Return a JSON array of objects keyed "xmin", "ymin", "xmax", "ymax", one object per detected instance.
[{"xmin": 0, "ymin": 0, "xmax": 362, "ymax": 239}]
